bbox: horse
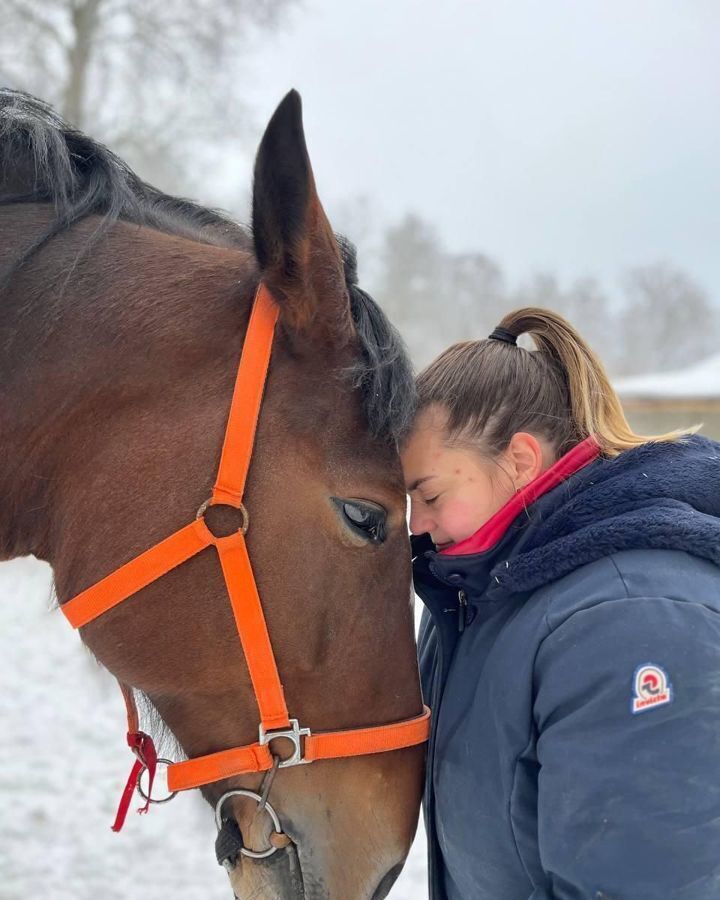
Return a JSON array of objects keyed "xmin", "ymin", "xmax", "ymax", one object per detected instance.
[{"xmin": 0, "ymin": 88, "xmax": 426, "ymax": 899}]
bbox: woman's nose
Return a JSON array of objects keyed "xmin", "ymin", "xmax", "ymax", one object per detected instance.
[{"xmin": 408, "ymin": 499, "xmax": 433, "ymax": 536}]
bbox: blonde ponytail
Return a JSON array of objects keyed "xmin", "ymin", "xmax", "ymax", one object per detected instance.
[{"xmin": 416, "ymin": 306, "xmax": 696, "ymax": 460}]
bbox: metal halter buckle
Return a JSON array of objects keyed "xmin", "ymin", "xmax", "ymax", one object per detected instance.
[
  {"xmin": 215, "ymin": 788, "xmax": 283, "ymax": 861},
  {"xmin": 258, "ymin": 719, "xmax": 311, "ymax": 768}
]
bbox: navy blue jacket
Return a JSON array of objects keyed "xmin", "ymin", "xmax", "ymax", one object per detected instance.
[{"xmin": 415, "ymin": 435, "xmax": 720, "ymax": 900}]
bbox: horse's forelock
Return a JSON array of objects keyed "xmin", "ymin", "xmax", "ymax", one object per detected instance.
[{"xmin": 337, "ymin": 235, "xmax": 417, "ymax": 445}]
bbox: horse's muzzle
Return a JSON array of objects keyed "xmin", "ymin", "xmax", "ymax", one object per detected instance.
[{"xmin": 228, "ymin": 841, "xmax": 308, "ymax": 900}]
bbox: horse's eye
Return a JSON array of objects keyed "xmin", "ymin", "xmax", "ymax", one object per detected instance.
[{"xmin": 334, "ymin": 498, "xmax": 387, "ymax": 544}]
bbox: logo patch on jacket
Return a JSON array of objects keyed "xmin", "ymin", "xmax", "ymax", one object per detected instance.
[{"xmin": 632, "ymin": 664, "xmax": 673, "ymax": 714}]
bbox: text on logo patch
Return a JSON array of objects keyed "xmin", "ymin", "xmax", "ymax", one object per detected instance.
[{"xmin": 632, "ymin": 664, "xmax": 672, "ymax": 714}]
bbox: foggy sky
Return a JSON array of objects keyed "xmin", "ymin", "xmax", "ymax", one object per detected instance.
[{"xmin": 241, "ymin": 0, "xmax": 720, "ymax": 302}]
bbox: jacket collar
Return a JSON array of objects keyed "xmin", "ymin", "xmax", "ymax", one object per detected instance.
[
  {"xmin": 412, "ymin": 436, "xmax": 602, "ymax": 608},
  {"xmin": 420, "ymin": 432, "xmax": 720, "ymax": 603}
]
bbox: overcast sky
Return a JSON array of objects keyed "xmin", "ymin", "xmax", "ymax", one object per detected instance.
[{"xmin": 238, "ymin": 0, "xmax": 720, "ymax": 302}]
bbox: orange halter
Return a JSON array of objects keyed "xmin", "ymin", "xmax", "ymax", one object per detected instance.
[{"xmin": 61, "ymin": 283, "xmax": 430, "ymax": 832}]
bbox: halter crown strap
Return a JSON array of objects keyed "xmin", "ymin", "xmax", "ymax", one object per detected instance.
[
  {"xmin": 59, "ymin": 282, "xmax": 430, "ymax": 821},
  {"xmin": 212, "ymin": 284, "xmax": 277, "ymax": 507}
]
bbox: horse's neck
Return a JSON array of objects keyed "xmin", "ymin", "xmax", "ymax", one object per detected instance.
[
  {"xmin": 0, "ymin": 217, "xmax": 255, "ymax": 563},
  {"xmin": 0, "ymin": 211, "xmax": 60, "ymax": 559}
]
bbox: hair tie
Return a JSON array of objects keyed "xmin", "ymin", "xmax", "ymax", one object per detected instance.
[{"xmin": 488, "ymin": 326, "xmax": 517, "ymax": 346}]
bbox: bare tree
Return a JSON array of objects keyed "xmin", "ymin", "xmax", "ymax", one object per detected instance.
[
  {"xmin": 619, "ymin": 263, "xmax": 719, "ymax": 374},
  {"xmin": 444, "ymin": 251, "xmax": 506, "ymax": 340},
  {"xmin": 329, "ymin": 193, "xmax": 384, "ymax": 288},
  {"xmin": 375, "ymin": 213, "xmax": 448, "ymax": 366},
  {"xmin": 373, "ymin": 211, "xmax": 717, "ymax": 379},
  {"xmin": 1, "ymin": 0, "xmax": 298, "ymax": 198},
  {"xmin": 512, "ymin": 273, "xmax": 619, "ymax": 372}
]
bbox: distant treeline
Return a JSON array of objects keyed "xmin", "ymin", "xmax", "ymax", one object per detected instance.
[{"xmin": 352, "ymin": 212, "xmax": 718, "ymax": 376}]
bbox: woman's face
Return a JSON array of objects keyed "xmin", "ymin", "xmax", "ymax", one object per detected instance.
[{"xmin": 401, "ymin": 406, "xmax": 550, "ymax": 549}]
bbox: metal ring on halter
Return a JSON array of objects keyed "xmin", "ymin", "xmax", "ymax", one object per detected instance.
[
  {"xmin": 135, "ymin": 758, "xmax": 179, "ymax": 805},
  {"xmin": 215, "ymin": 789, "xmax": 283, "ymax": 860},
  {"xmin": 196, "ymin": 497, "xmax": 250, "ymax": 535}
]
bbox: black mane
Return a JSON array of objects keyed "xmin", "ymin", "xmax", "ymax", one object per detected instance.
[
  {"xmin": 0, "ymin": 88, "xmax": 415, "ymax": 442},
  {"xmin": 0, "ymin": 89, "xmax": 249, "ymax": 264}
]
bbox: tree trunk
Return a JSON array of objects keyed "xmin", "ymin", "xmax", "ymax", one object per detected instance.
[{"xmin": 62, "ymin": 0, "xmax": 103, "ymax": 128}]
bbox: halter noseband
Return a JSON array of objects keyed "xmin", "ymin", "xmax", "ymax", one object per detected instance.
[{"xmin": 60, "ymin": 283, "xmax": 430, "ymax": 845}]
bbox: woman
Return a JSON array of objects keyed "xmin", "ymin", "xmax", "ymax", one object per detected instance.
[{"xmin": 402, "ymin": 308, "xmax": 720, "ymax": 900}]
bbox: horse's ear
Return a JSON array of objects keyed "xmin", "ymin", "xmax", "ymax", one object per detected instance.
[{"xmin": 252, "ymin": 90, "xmax": 352, "ymax": 338}]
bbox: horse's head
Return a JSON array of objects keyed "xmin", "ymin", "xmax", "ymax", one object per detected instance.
[{"xmin": 0, "ymin": 90, "xmax": 424, "ymax": 898}]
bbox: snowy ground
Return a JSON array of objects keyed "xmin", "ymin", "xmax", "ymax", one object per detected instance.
[{"xmin": 0, "ymin": 556, "xmax": 428, "ymax": 900}]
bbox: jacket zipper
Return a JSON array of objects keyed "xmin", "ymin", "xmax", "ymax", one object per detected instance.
[
  {"xmin": 422, "ymin": 561, "xmax": 470, "ymax": 897},
  {"xmin": 425, "ymin": 637, "xmax": 444, "ymax": 898},
  {"xmin": 457, "ymin": 589, "xmax": 467, "ymax": 633}
]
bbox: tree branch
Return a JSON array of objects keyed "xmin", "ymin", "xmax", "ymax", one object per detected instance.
[{"xmin": 3, "ymin": 0, "xmax": 69, "ymax": 50}]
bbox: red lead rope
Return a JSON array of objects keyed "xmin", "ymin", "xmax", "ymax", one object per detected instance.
[{"xmin": 111, "ymin": 731, "xmax": 158, "ymax": 832}]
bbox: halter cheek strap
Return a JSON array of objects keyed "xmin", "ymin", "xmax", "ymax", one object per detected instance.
[{"xmin": 60, "ymin": 283, "xmax": 430, "ymax": 830}]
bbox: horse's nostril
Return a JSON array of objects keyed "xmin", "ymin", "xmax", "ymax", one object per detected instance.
[{"xmin": 371, "ymin": 863, "xmax": 403, "ymax": 900}]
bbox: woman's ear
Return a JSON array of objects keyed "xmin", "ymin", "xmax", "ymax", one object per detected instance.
[{"xmin": 505, "ymin": 432, "xmax": 547, "ymax": 489}]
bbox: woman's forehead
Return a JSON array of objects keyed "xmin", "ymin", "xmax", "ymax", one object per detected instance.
[
  {"xmin": 402, "ymin": 417, "xmax": 445, "ymax": 463},
  {"xmin": 402, "ymin": 425, "xmax": 478, "ymax": 488}
]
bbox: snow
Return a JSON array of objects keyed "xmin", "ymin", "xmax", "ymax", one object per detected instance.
[
  {"xmin": 0, "ymin": 556, "xmax": 428, "ymax": 899},
  {"xmin": 614, "ymin": 353, "xmax": 720, "ymax": 399}
]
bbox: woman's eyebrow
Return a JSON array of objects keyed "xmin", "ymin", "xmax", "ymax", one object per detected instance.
[{"xmin": 406, "ymin": 475, "xmax": 437, "ymax": 492}]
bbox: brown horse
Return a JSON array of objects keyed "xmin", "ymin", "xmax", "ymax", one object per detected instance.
[{"xmin": 0, "ymin": 89, "xmax": 425, "ymax": 899}]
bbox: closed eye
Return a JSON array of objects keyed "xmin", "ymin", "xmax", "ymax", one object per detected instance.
[{"xmin": 333, "ymin": 498, "xmax": 387, "ymax": 544}]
